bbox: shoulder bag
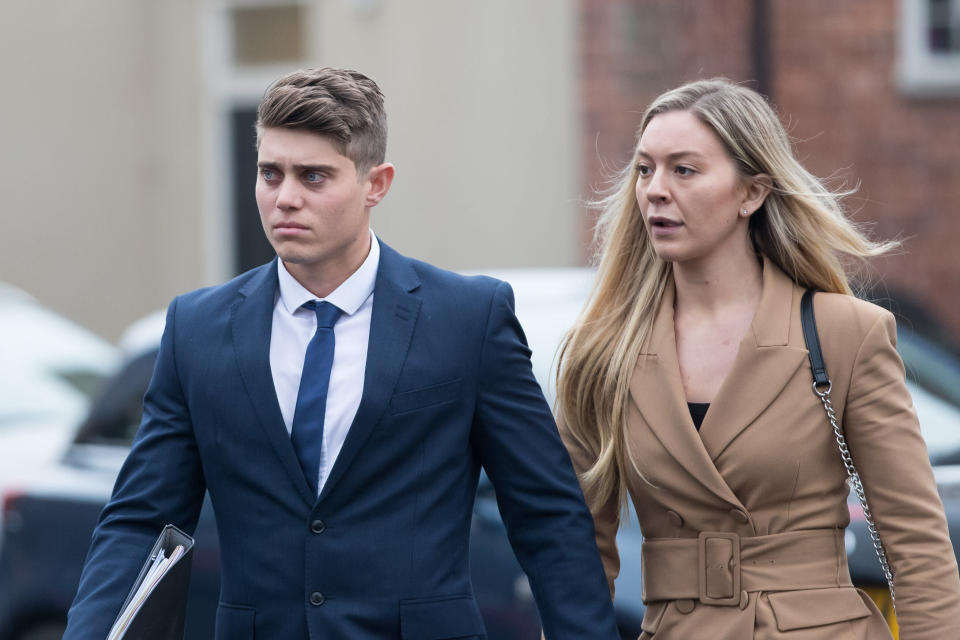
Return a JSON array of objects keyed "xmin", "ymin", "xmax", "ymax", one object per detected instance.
[{"xmin": 800, "ymin": 289, "xmax": 896, "ymax": 611}]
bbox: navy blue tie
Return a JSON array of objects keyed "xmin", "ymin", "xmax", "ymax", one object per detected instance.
[{"xmin": 291, "ymin": 300, "xmax": 343, "ymax": 494}]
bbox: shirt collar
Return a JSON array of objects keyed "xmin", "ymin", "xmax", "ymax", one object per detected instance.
[{"xmin": 276, "ymin": 229, "xmax": 380, "ymax": 317}]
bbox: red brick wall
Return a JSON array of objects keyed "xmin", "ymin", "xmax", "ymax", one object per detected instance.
[{"xmin": 581, "ymin": 0, "xmax": 960, "ymax": 334}]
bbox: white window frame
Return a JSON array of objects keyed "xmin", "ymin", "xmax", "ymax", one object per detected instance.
[
  {"xmin": 897, "ymin": 0, "xmax": 960, "ymax": 96},
  {"xmin": 197, "ymin": 0, "xmax": 316, "ymax": 282}
]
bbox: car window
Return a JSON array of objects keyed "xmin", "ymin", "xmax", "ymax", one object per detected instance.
[
  {"xmin": 912, "ymin": 384, "xmax": 960, "ymax": 462},
  {"xmin": 899, "ymin": 328, "xmax": 960, "ymax": 406},
  {"xmin": 74, "ymin": 350, "xmax": 159, "ymax": 446},
  {"xmin": 898, "ymin": 328, "xmax": 960, "ymax": 463},
  {"xmin": 0, "ymin": 293, "xmax": 118, "ymax": 425}
]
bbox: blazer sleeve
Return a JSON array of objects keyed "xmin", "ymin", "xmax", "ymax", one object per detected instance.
[
  {"xmin": 842, "ymin": 309, "xmax": 960, "ymax": 637},
  {"xmin": 62, "ymin": 297, "xmax": 207, "ymax": 640},
  {"xmin": 470, "ymin": 280, "xmax": 619, "ymax": 640},
  {"xmin": 556, "ymin": 413, "xmax": 622, "ymax": 599}
]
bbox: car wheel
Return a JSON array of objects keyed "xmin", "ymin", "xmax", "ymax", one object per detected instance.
[{"xmin": 17, "ymin": 621, "xmax": 67, "ymax": 640}]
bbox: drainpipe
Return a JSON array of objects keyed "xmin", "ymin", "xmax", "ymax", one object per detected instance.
[{"xmin": 751, "ymin": 0, "xmax": 772, "ymax": 100}]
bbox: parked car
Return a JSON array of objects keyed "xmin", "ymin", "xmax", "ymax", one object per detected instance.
[
  {"xmin": 0, "ymin": 272, "xmax": 646, "ymax": 640},
  {"xmin": 0, "ymin": 282, "xmax": 118, "ymax": 602},
  {"xmin": 0, "ymin": 283, "xmax": 118, "ymax": 486},
  {"xmin": 0, "ymin": 347, "xmax": 217, "ymax": 640},
  {"xmin": 844, "ymin": 316, "xmax": 960, "ymax": 638},
  {"xmin": 2, "ymin": 270, "xmax": 958, "ymax": 640}
]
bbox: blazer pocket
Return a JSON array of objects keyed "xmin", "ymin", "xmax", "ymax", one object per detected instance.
[
  {"xmin": 390, "ymin": 379, "xmax": 463, "ymax": 415},
  {"xmin": 399, "ymin": 594, "xmax": 486, "ymax": 639},
  {"xmin": 215, "ymin": 602, "xmax": 255, "ymax": 639},
  {"xmin": 767, "ymin": 587, "xmax": 870, "ymax": 631}
]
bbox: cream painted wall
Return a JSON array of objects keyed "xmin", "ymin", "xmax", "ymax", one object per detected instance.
[
  {"xmin": 0, "ymin": 1, "xmax": 203, "ymax": 339},
  {"xmin": 311, "ymin": 0, "xmax": 581, "ymax": 271}
]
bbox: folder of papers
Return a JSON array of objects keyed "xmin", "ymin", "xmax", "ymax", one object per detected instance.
[{"xmin": 106, "ymin": 524, "xmax": 195, "ymax": 640}]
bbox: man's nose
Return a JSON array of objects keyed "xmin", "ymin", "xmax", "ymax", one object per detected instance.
[{"xmin": 275, "ymin": 178, "xmax": 303, "ymax": 210}]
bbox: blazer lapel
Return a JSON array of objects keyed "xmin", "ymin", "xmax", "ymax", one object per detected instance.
[
  {"xmin": 698, "ymin": 257, "xmax": 807, "ymax": 460},
  {"xmin": 318, "ymin": 243, "xmax": 422, "ymax": 502},
  {"xmin": 231, "ymin": 259, "xmax": 316, "ymax": 506},
  {"xmin": 629, "ymin": 279, "xmax": 744, "ymax": 508}
]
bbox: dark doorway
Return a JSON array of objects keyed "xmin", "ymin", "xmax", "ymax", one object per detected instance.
[{"xmin": 231, "ymin": 107, "xmax": 275, "ymax": 275}]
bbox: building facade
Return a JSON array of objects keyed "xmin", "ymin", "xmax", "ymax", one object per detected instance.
[
  {"xmin": 581, "ymin": 0, "xmax": 960, "ymax": 335},
  {"xmin": 1, "ymin": 0, "xmax": 581, "ymax": 338}
]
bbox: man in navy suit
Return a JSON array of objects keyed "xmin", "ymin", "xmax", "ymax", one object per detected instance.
[{"xmin": 64, "ymin": 67, "xmax": 618, "ymax": 639}]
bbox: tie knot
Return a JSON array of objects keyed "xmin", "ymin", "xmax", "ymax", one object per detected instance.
[{"xmin": 304, "ymin": 300, "xmax": 343, "ymax": 328}]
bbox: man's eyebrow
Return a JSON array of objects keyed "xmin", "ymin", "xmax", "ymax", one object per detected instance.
[
  {"xmin": 255, "ymin": 161, "xmax": 339, "ymax": 173},
  {"xmin": 294, "ymin": 163, "xmax": 338, "ymax": 173}
]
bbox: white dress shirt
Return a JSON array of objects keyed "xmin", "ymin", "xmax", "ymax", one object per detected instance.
[{"xmin": 270, "ymin": 231, "xmax": 379, "ymax": 494}]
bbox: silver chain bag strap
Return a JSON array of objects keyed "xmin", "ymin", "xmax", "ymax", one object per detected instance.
[{"xmin": 800, "ymin": 289, "xmax": 896, "ymax": 610}]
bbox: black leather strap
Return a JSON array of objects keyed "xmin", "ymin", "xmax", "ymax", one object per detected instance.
[{"xmin": 801, "ymin": 289, "xmax": 831, "ymax": 387}]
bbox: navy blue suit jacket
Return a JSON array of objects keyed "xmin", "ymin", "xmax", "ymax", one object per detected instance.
[{"xmin": 64, "ymin": 243, "xmax": 618, "ymax": 639}]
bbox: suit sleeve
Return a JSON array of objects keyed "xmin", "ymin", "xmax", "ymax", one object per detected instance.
[
  {"xmin": 471, "ymin": 281, "xmax": 619, "ymax": 640},
  {"xmin": 843, "ymin": 309, "xmax": 960, "ymax": 638},
  {"xmin": 556, "ymin": 413, "xmax": 622, "ymax": 599},
  {"xmin": 63, "ymin": 298, "xmax": 207, "ymax": 640}
]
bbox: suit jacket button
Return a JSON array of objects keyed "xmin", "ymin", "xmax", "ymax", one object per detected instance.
[
  {"xmin": 666, "ymin": 510, "xmax": 684, "ymax": 528},
  {"xmin": 730, "ymin": 509, "xmax": 749, "ymax": 523},
  {"xmin": 675, "ymin": 599, "xmax": 695, "ymax": 614},
  {"xmin": 310, "ymin": 592, "xmax": 325, "ymax": 606},
  {"xmin": 311, "ymin": 519, "xmax": 326, "ymax": 534}
]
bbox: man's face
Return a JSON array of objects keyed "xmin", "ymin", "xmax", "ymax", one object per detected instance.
[{"xmin": 256, "ymin": 127, "xmax": 375, "ymax": 285}]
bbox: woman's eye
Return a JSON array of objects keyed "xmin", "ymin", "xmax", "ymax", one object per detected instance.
[
  {"xmin": 635, "ymin": 164, "xmax": 651, "ymax": 177},
  {"xmin": 675, "ymin": 166, "xmax": 695, "ymax": 176}
]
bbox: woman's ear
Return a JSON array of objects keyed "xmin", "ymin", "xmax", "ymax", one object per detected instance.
[{"xmin": 740, "ymin": 173, "xmax": 772, "ymax": 217}]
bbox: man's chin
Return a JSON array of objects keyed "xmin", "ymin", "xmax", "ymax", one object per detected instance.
[
  {"xmin": 277, "ymin": 253, "xmax": 318, "ymax": 268},
  {"xmin": 273, "ymin": 244, "xmax": 317, "ymax": 265}
]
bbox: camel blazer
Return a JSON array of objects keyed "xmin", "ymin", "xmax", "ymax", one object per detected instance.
[{"xmin": 561, "ymin": 258, "xmax": 960, "ymax": 639}]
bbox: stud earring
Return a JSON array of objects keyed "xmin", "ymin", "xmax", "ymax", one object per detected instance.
[{"xmin": 741, "ymin": 208, "xmax": 748, "ymax": 216}]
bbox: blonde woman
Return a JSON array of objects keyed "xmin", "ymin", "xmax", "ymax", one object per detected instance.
[{"xmin": 557, "ymin": 79, "xmax": 960, "ymax": 639}]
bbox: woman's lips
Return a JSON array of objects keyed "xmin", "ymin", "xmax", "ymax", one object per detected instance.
[{"xmin": 648, "ymin": 216, "xmax": 683, "ymax": 235}]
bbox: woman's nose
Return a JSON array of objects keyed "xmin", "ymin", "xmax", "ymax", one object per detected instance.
[{"xmin": 645, "ymin": 169, "xmax": 669, "ymax": 202}]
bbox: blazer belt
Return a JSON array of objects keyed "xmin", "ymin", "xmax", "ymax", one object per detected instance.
[{"xmin": 641, "ymin": 529, "xmax": 851, "ymax": 606}]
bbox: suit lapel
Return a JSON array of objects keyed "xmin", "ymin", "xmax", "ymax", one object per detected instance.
[
  {"xmin": 318, "ymin": 243, "xmax": 422, "ymax": 502},
  {"xmin": 231, "ymin": 259, "xmax": 316, "ymax": 506},
  {"xmin": 698, "ymin": 258, "xmax": 807, "ymax": 460},
  {"xmin": 629, "ymin": 279, "xmax": 744, "ymax": 508}
]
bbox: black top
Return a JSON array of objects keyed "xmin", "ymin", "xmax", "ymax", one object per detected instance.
[{"xmin": 688, "ymin": 402, "xmax": 710, "ymax": 431}]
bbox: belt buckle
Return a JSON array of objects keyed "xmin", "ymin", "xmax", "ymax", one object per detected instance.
[{"xmin": 697, "ymin": 531, "xmax": 741, "ymax": 606}]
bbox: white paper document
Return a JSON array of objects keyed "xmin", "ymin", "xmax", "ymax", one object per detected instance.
[{"xmin": 106, "ymin": 544, "xmax": 186, "ymax": 640}]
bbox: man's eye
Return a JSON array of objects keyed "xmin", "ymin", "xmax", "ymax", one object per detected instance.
[
  {"xmin": 261, "ymin": 169, "xmax": 277, "ymax": 181},
  {"xmin": 304, "ymin": 172, "xmax": 324, "ymax": 183}
]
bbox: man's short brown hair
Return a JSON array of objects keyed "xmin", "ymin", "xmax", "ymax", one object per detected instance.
[{"xmin": 256, "ymin": 67, "xmax": 387, "ymax": 174}]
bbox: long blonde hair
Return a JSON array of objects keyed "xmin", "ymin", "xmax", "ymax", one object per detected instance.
[{"xmin": 557, "ymin": 79, "xmax": 896, "ymax": 516}]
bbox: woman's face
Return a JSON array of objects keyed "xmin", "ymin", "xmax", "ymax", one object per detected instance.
[{"xmin": 635, "ymin": 110, "xmax": 755, "ymax": 265}]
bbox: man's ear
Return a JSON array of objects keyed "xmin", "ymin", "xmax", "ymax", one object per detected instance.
[
  {"xmin": 364, "ymin": 162, "xmax": 395, "ymax": 208},
  {"xmin": 740, "ymin": 173, "xmax": 772, "ymax": 217}
]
